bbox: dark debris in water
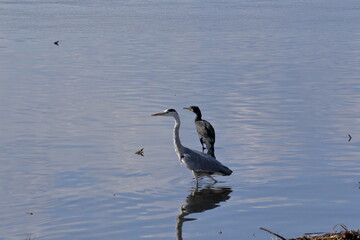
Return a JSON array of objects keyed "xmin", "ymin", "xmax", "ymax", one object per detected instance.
[{"xmin": 348, "ymin": 133, "xmax": 352, "ymax": 142}]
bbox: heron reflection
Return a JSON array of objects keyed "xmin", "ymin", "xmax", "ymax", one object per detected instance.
[{"xmin": 176, "ymin": 186, "xmax": 232, "ymax": 240}]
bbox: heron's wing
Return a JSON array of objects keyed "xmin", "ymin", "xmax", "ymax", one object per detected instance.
[{"xmin": 182, "ymin": 148, "xmax": 231, "ymax": 175}]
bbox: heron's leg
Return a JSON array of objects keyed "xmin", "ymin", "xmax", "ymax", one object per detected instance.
[
  {"xmin": 208, "ymin": 175, "xmax": 218, "ymax": 183},
  {"xmin": 192, "ymin": 171, "xmax": 199, "ymax": 182},
  {"xmin": 192, "ymin": 171, "xmax": 199, "ymax": 193},
  {"xmin": 192, "ymin": 171, "xmax": 200, "ymax": 190}
]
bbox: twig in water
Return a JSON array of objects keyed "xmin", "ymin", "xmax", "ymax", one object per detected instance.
[
  {"xmin": 259, "ymin": 227, "xmax": 287, "ymax": 240},
  {"xmin": 333, "ymin": 223, "xmax": 348, "ymax": 232}
]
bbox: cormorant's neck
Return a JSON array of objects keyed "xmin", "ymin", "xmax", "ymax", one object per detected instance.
[
  {"xmin": 194, "ymin": 111, "xmax": 202, "ymax": 121},
  {"xmin": 173, "ymin": 115, "xmax": 184, "ymax": 159}
]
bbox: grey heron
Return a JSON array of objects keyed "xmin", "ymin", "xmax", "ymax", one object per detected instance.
[
  {"xmin": 151, "ymin": 109, "xmax": 232, "ymax": 184},
  {"xmin": 183, "ymin": 106, "xmax": 216, "ymax": 158}
]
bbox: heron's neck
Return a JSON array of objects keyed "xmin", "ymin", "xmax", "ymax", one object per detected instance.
[{"xmin": 173, "ymin": 115, "xmax": 184, "ymax": 158}]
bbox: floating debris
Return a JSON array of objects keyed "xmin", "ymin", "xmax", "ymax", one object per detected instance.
[
  {"xmin": 26, "ymin": 212, "xmax": 33, "ymax": 215},
  {"xmin": 135, "ymin": 148, "xmax": 144, "ymax": 156},
  {"xmin": 54, "ymin": 41, "xmax": 59, "ymax": 46},
  {"xmin": 348, "ymin": 133, "xmax": 352, "ymax": 142}
]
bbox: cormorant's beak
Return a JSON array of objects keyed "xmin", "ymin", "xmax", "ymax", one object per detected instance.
[
  {"xmin": 151, "ymin": 112, "xmax": 167, "ymax": 116},
  {"xmin": 183, "ymin": 107, "xmax": 192, "ymax": 111}
]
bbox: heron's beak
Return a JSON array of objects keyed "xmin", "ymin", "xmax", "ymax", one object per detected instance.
[
  {"xmin": 151, "ymin": 112, "xmax": 166, "ymax": 116},
  {"xmin": 183, "ymin": 107, "xmax": 192, "ymax": 111}
]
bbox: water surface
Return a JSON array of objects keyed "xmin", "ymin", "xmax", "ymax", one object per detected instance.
[{"xmin": 1, "ymin": 0, "xmax": 360, "ymax": 239}]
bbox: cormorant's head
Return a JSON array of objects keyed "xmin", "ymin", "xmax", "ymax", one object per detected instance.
[
  {"xmin": 151, "ymin": 108, "xmax": 178, "ymax": 117},
  {"xmin": 183, "ymin": 106, "xmax": 201, "ymax": 115}
]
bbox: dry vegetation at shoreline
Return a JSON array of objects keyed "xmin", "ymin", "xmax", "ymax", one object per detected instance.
[
  {"xmin": 290, "ymin": 230, "xmax": 360, "ymax": 240},
  {"xmin": 260, "ymin": 226, "xmax": 360, "ymax": 240}
]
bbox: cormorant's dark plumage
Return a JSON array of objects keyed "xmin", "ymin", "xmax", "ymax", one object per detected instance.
[{"xmin": 184, "ymin": 106, "xmax": 216, "ymax": 158}]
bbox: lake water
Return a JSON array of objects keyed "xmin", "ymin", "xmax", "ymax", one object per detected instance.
[{"xmin": 1, "ymin": 0, "xmax": 360, "ymax": 239}]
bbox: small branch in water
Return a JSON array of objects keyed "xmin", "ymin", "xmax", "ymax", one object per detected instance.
[
  {"xmin": 259, "ymin": 227, "xmax": 287, "ymax": 240},
  {"xmin": 333, "ymin": 223, "xmax": 348, "ymax": 232}
]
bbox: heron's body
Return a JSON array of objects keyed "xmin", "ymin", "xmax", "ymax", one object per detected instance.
[
  {"xmin": 151, "ymin": 109, "xmax": 232, "ymax": 184},
  {"xmin": 181, "ymin": 147, "xmax": 231, "ymax": 177},
  {"xmin": 184, "ymin": 106, "xmax": 216, "ymax": 158}
]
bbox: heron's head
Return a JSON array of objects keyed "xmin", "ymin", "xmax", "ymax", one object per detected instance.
[
  {"xmin": 151, "ymin": 108, "xmax": 178, "ymax": 117},
  {"xmin": 183, "ymin": 106, "xmax": 201, "ymax": 114}
]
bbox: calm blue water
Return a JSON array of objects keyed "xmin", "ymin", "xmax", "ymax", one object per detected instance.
[{"xmin": 1, "ymin": 0, "xmax": 360, "ymax": 239}]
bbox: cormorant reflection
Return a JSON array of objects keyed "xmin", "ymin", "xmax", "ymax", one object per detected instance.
[{"xmin": 176, "ymin": 186, "xmax": 232, "ymax": 240}]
